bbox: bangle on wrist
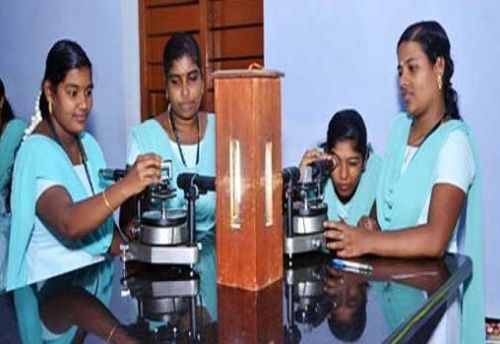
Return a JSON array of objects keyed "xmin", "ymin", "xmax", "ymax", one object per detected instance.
[
  {"xmin": 102, "ymin": 190, "xmax": 115, "ymax": 212},
  {"xmin": 106, "ymin": 324, "xmax": 117, "ymax": 343}
]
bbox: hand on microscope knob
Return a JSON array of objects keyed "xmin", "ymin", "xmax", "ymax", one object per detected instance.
[
  {"xmin": 324, "ymin": 220, "xmax": 373, "ymax": 258},
  {"xmin": 299, "ymin": 149, "xmax": 338, "ymax": 178},
  {"xmin": 121, "ymin": 153, "xmax": 163, "ymax": 196}
]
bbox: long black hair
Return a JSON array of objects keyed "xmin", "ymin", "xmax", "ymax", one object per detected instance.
[
  {"xmin": 40, "ymin": 40, "xmax": 92, "ymax": 119},
  {"xmin": 0, "ymin": 77, "xmax": 15, "ymax": 132},
  {"xmin": 163, "ymin": 32, "xmax": 202, "ymax": 77},
  {"xmin": 322, "ymin": 109, "xmax": 369, "ymax": 161},
  {"xmin": 398, "ymin": 21, "xmax": 460, "ymax": 120}
]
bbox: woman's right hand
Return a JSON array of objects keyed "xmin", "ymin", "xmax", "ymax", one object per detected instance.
[{"xmin": 121, "ymin": 153, "xmax": 162, "ymax": 196}]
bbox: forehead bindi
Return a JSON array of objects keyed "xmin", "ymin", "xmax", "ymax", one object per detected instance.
[{"xmin": 168, "ymin": 55, "xmax": 199, "ymax": 77}]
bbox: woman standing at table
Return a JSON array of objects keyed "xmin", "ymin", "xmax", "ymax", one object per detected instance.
[
  {"xmin": 325, "ymin": 21, "xmax": 483, "ymax": 343},
  {"xmin": 6, "ymin": 40, "xmax": 162, "ymax": 290},
  {"xmin": 300, "ymin": 109, "xmax": 381, "ymax": 226},
  {"xmin": 120, "ymin": 32, "xmax": 216, "ymax": 236}
]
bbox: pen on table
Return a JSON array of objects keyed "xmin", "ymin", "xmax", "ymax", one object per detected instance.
[{"xmin": 332, "ymin": 258, "xmax": 373, "ymax": 273}]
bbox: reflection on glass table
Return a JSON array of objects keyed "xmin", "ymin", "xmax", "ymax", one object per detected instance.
[
  {"xmin": 2, "ymin": 241, "xmax": 470, "ymax": 343},
  {"xmin": 283, "ymin": 252, "xmax": 467, "ymax": 343}
]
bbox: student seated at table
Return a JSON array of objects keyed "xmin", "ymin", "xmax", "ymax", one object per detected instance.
[
  {"xmin": 300, "ymin": 109, "xmax": 382, "ymax": 226},
  {"xmin": 120, "ymin": 32, "xmax": 215, "ymax": 237},
  {"xmin": 6, "ymin": 40, "xmax": 162, "ymax": 290}
]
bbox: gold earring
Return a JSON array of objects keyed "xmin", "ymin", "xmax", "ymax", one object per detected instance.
[
  {"xmin": 48, "ymin": 101, "xmax": 53, "ymax": 115},
  {"xmin": 437, "ymin": 75, "xmax": 443, "ymax": 91}
]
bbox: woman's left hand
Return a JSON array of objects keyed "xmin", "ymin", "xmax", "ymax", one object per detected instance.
[{"xmin": 324, "ymin": 220, "xmax": 373, "ymax": 258}]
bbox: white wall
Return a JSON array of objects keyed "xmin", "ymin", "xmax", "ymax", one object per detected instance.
[
  {"xmin": 265, "ymin": 0, "xmax": 500, "ymax": 317},
  {"xmin": 0, "ymin": 0, "xmax": 140, "ymax": 167}
]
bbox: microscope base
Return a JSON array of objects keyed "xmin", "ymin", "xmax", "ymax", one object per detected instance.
[
  {"xmin": 126, "ymin": 242, "xmax": 199, "ymax": 265},
  {"xmin": 129, "ymin": 277, "xmax": 200, "ymax": 298},
  {"xmin": 283, "ymin": 232, "xmax": 326, "ymax": 256}
]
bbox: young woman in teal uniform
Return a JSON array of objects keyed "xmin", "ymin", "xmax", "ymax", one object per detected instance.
[
  {"xmin": 0, "ymin": 77, "xmax": 27, "ymax": 290},
  {"xmin": 300, "ymin": 109, "xmax": 381, "ymax": 226},
  {"xmin": 0, "ymin": 78, "xmax": 26, "ymax": 198},
  {"xmin": 324, "ymin": 21, "xmax": 484, "ymax": 343},
  {"xmin": 120, "ymin": 32, "xmax": 215, "ymax": 235},
  {"xmin": 6, "ymin": 40, "xmax": 162, "ymax": 291}
]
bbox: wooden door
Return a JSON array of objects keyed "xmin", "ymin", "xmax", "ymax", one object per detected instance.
[{"xmin": 139, "ymin": 0, "xmax": 264, "ymax": 120}]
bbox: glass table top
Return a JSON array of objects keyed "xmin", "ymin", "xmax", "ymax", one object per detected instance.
[{"xmin": 0, "ymin": 233, "xmax": 471, "ymax": 343}]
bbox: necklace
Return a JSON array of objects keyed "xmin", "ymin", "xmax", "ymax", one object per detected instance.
[
  {"xmin": 411, "ymin": 115, "xmax": 444, "ymax": 147},
  {"xmin": 168, "ymin": 109, "xmax": 200, "ymax": 167},
  {"xmin": 46, "ymin": 118, "xmax": 95, "ymax": 195}
]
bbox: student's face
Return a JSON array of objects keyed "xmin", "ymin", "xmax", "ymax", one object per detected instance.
[
  {"xmin": 46, "ymin": 67, "xmax": 93, "ymax": 136},
  {"xmin": 329, "ymin": 140, "xmax": 364, "ymax": 200},
  {"xmin": 165, "ymin": 55, "xmax": 204, "ymax": 120},
  {"xmin": 397, "ymin": 41, "xmax": 444, "ymax": 118}
]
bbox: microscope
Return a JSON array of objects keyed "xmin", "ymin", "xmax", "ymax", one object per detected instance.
[
  {"xmin": 283, "ymin": 253, "xmax": 333, "ymax": 343},
  {"xmin": 99, "ymin": 161, "xmax": 215, "ymax": 266},
  {"xmin": 283, "ymin": 159, "xmax": 335, "ymax": 257},
  {"xmin": 121, "ymin": 262, "xmax": 202, "ymax": 343}
]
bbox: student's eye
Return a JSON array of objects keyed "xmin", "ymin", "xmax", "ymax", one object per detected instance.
[
  {"xmin": 67, "ymin": 89, "xmax": 77, "ymax": 98},
  {"xmin": 85, "ymin": 89, "xmax": 93, "ymax": 97},
  {"xmin": 169, "ymin": 78, "xmax": 180, "ymax": 86},
  {"xmin": 189, "ymin": 73, "xmax": 200, "ymax": 82}
]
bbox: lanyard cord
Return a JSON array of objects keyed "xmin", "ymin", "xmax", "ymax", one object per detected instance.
[
  {"xmin": 412, "ymin": 115, "xmax": 444, "ymax": 147},
  {"xmin": 46, "ymin": 117, "xmax": 96, "ymax": 195},
  {"xmin": 168, "ymin": 108, "xmax": 200, "ymax": 167}
]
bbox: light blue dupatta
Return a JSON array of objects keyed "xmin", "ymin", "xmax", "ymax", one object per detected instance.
[
  {"xmin": 6, "ymin": 132, "xmax": 114, "ymax": 291},
  {"xmin": 324, "ymin": 153, "xmax": 382, "ymax": 225},
  {"xmin": 377, "ymin": 113, "xmax": 484, "ymax": 344},
  {"xmin": 0, "ymin": 118, "xmax": 26, "ymax": 191},
  {"xmin": 128, "ymin": 114, "xmax": 216, "ymax": 232}
]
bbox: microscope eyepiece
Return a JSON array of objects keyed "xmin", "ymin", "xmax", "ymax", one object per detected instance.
[
  {"xmin": 308, "ymin": 159, "xmax": 335, "ymax": 180},
  {"xmin": 282, "ymin": 167, "xmax": 301, "ymax": 184},
  {"xmin": 98, "ymin": 168, "xmax": 126, "ymax": 182},
  {"xmin": 177, "ymin": 173, "xmax": 216, "ymax": 193}
]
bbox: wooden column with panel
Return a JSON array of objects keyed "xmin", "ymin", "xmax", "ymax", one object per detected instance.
[{"xmin": 213, "ymin": 69, "xmax": 284, "ymax": 291}]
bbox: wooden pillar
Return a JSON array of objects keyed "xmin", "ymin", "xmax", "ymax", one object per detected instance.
[
  {"xmin": 213, "ymin": 69, "xmax": 284, "ymax": 291},
  {"xmin": 218, "ymin": 280, "xmax": 284, "ymax": 343}
]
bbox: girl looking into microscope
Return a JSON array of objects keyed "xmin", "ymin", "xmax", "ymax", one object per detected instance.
[{"xmin": 300, "ymin": 109, "xmax": 382, "ymax": 226}]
